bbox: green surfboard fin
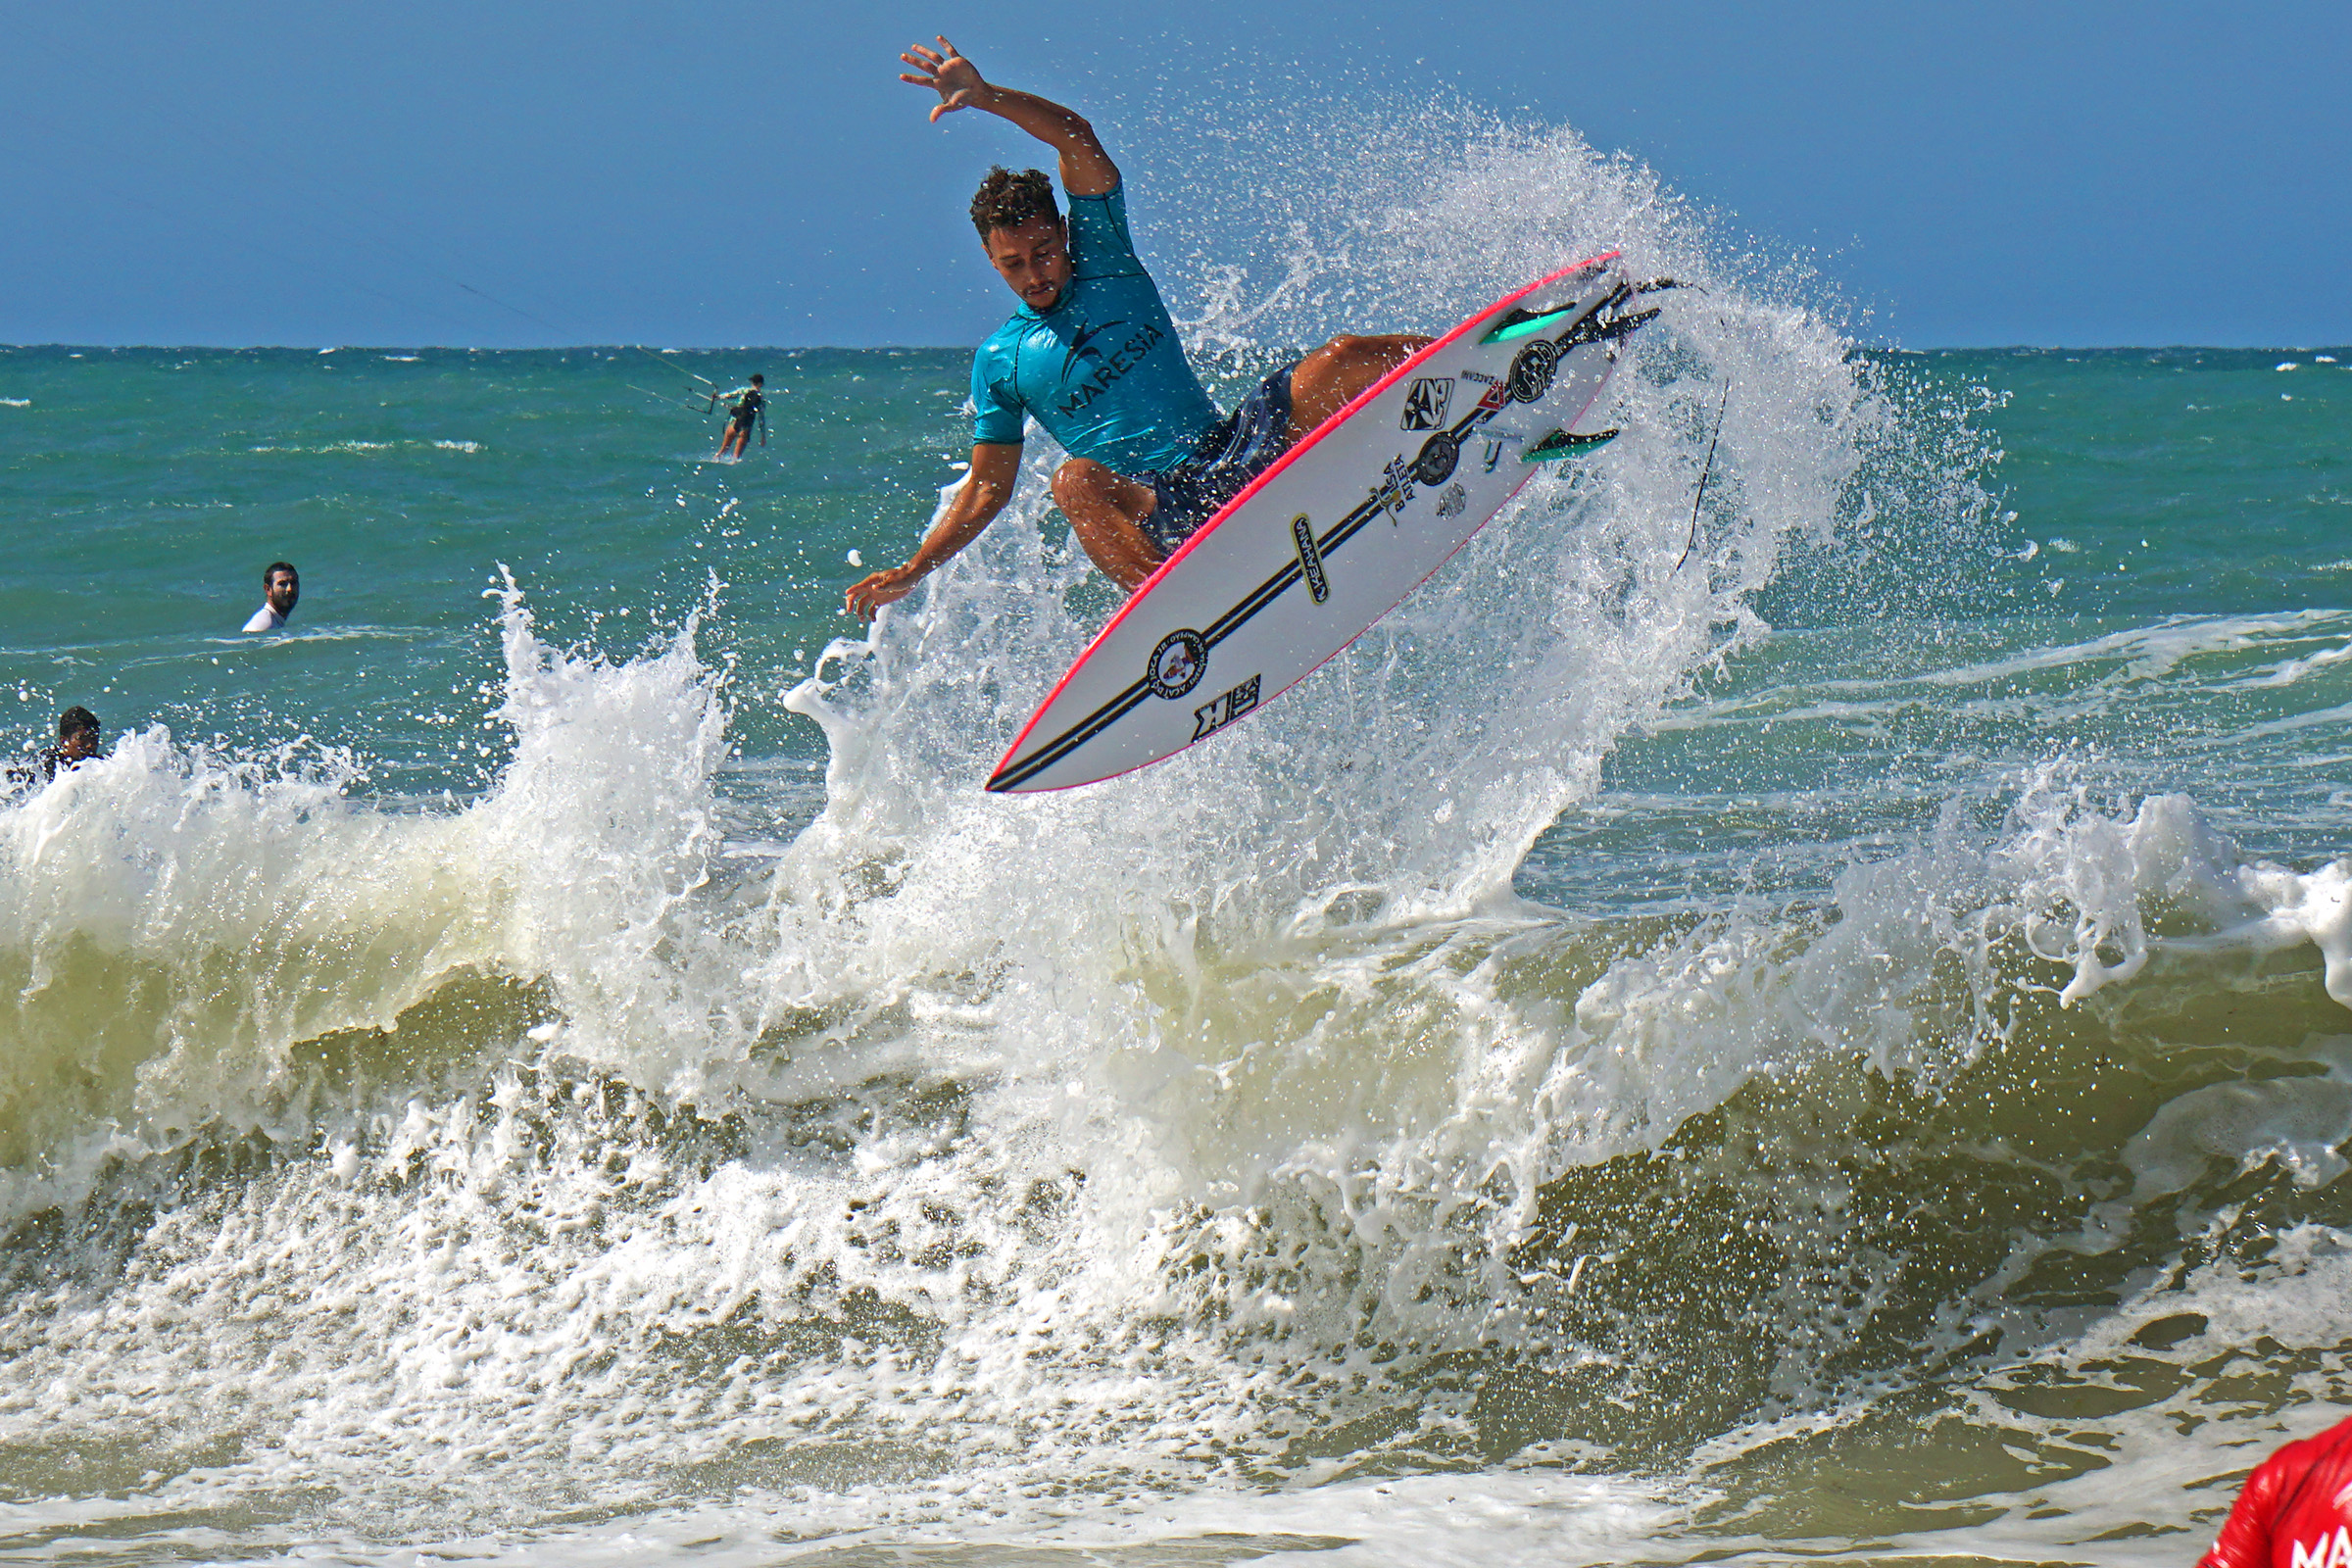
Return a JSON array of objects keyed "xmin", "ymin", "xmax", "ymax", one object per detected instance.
[
  {"xmin": 1482, "ymin": 304, "xmax": 1582, "ymax": 344},
  {"xmin": 1525, "ymin": 428, "xmax": 1620, "ymax": 462}
]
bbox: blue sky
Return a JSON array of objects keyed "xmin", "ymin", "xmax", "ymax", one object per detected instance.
[{"xmin": 2, "ymin": 0, "xmax": 2344, "ymax": 349}]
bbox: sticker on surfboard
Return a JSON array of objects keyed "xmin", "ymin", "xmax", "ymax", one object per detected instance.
[{"xmin": 986, "ymin": 253, "xmax": 1665, "ymax": 794}]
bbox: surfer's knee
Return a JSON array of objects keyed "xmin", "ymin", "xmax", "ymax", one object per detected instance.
[
  {"xmin": 1298, "ymin": 336, "xmax": 1412, "ymax": 392},
  {"xmin": 1051, "ymin": 459, "xmax": 1110, "ymax": 510},
  {"xmin": 1054, "ymin": 460, "xmax": 1151, "ymax": 524},
  {"xmin": 1304, "ymin": 335, "xmax": 1367, "ymax": 368},
  {"xmin": 1338, "ymin": 334, "xmax": 1424, "ymax": 368}
]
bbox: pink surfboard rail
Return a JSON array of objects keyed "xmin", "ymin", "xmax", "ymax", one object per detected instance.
[{"xmin": 988, "ymin": 250, "xmax": 1627, "ymax": 794}]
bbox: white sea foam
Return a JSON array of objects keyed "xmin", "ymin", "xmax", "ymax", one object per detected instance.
[
  {"xmin": 0, "ymin": 581, "xmax": 733, "ymax": 1227},
  {"xmin": 2244, "ymin": 634, "xmax": 2352, "ymax": 687},
  {"xmin": 7, "ymin": 594, "xmax": 2350, "ymax": 1555},
  {"xmin": 248, "ymin": 438, "xmax": 477, "ymax": 456},
  {"xmin": 1646, "ymin": 611, "xmax": 2352, "ymax": 744}
]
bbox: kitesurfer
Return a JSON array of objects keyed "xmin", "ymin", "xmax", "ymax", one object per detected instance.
[
  {"xmin": 847, "ymin": 36, "xmax": 1430, "ymax": 618},
  {"xmin": 717, "ymin": 374, "xmax": 765, "ymax": 460}
]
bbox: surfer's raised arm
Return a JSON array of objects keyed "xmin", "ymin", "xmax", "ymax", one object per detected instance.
[
  {"xmin": 898, "ymin": 37, "xmax": 1117, "ymax": 196},
  {"xmin": 858, "ymin": 32, "xmax": 1424, "ymax": 626},
  {"xmin": 846, "ymin": 443, "xmax": 1023, "ymax": 621}
]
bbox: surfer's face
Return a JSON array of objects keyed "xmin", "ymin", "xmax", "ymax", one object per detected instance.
[
  {"xmin": 983, "ymin": 216, "xmax": 1071, "ymax": 312},
  {"xmin": 267, "ymin": 569, "xmax": 299, "ymax": 614}
]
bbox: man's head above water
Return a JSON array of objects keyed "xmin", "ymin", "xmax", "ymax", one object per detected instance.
[
  {"xmin": 56, "ymin": 707, "xmax": 99, "ymax": 761},
  {"xmin": 971, "ymin": 166, "xmax": 1069, "ymax": 313}
]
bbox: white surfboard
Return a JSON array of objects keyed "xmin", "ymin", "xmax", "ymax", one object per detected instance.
[{"xmin": 986, "ymin": 252, "xmax": 1663, "ymax": 794}]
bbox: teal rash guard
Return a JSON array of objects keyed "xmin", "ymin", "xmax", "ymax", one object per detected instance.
[{"xmin": 969, "ymin": 183, "xmax": 1222, "ymax": 477}]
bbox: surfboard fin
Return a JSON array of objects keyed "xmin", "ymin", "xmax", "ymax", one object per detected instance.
[
  {"xmin": 1554, "ymin": 306, "xmax": 1659, "ymax": 351},
  {"xmin": 1484, "ymin": 274, "xmax": 1668, "ymax": 345},
  {"xmin": 1525, "ymin": 428, "xmax": 1619, "ymax": 462},
  {"xmin": 1482, "ymin": 303, "xmax": 1582, "ymax": 344}
]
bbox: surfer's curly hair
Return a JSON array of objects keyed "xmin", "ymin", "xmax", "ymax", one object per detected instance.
[{"xmin": 970, "ymin": 166, "xmax": 1061, "ymax": 237}]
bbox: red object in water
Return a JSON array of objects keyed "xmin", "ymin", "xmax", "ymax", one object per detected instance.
[{"xmin": 2202, "ymin": 1413, "xmax": 2352, "ymax": 1568}]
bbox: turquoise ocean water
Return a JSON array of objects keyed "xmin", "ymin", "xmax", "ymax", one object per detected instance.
[{"xmin": 3, "ymin": 121, "xmax": 2351, "ymax": 1565}]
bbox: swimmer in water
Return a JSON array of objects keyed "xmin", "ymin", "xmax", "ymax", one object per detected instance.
[
  {"xmin": 9, "ymin": 707, "xmax": 101, "ymax": 786},
  {"xmin": 7, "ymin": 710, "xmax": 103, "ymax": 789},
  {"xmin": 243, "ymin": 562, "xmax": 299, "ymax": 632},
  {"xmin": 716, "ymin": 374, "xmax": 764, "ymax": 460},
  {"xmin": 45, "ymin": 707, "xmax": 100, "ymax": 777}
]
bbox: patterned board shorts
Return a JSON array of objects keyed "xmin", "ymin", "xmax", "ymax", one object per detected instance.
[{"xmin": 1140, "ymin": 362, "xmax": 1299, "ymax": 556}]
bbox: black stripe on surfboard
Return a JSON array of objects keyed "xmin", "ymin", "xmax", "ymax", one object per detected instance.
[
  {"xmin": 987, "ymin": 473, "xmax": 1422, "ymax": 791},
  {"xmin": 988, "ymin": 364, "xmax": 1561, "ymax": 790},
  {"xmin": 987, "ymin": 679, "xmax": 1156, "ymax": 789},
  {"xmin": 988, "ymin": 290, "xmax": 1649, "ymax": 792},
  {"xmin": 992, "ymin": 428, "xmax": 1447, "ymax": 789},
  {"xmin": 989, "ymin": 535, "xmax": 1341, "ymax": 791},
  {"xmin": 988, "ymin": 559, "xmax": 1317, "ymax": 790}
]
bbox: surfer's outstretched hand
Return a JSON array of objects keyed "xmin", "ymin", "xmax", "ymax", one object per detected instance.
[
  {"xmin": 895, "ymin": 36, "xmax": 1117, "ymax": 194},
  {"xmin": 900, "ymin": 36, "xmax": 989, "ymax": 122},
  {"xmin": 846, "ymin": 565, "xmax": 920, "ymax": 622}
]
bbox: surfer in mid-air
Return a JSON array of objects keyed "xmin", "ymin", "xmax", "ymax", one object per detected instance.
[{"xmin": 847, "ymin": 36, "xmax": 1430, "ymax": 619}]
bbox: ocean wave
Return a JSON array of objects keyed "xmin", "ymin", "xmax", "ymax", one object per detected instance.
[
  {"xmin": 1640, "ymin": 612, "xmax": 2352, "ymax": 756},
  {"xmin": 193, "ymin": 625, "xmax": 424, "ymax": 650},
  {"xmin": 7, "ymin": 563, "xmax": 2352, "ymax": 1541},
  {"xmin": 245, "ymin": 438, "xmax": 485, "ymax": 455},
  {"xmin": 0, "ymin": 582, "xmax": 733, "ymax": 1229}
]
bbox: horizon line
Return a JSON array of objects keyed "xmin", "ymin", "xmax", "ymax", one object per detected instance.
[{"xmin": 6, "ymin": 340, "xmax": 2349, "ymax": 357}]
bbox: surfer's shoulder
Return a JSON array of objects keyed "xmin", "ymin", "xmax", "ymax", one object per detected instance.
[
  {"xmin": 1063, "ymin": 181, "xmax": 1143, "ymax": 279},
  {"xmin": 969, "ymin": 325, "xmax": 1032, "ymax": 440}
]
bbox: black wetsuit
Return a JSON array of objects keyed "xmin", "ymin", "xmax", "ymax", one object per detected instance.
[
  {"xmin": 8, "ymin": 746, "xmax": 80, "ymax": 787},
  {"xmin": 727, "ymin": 388, "xmax": 763, "ymax": 432}
]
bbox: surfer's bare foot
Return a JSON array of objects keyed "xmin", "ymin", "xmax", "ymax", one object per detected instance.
[{"xmin": 1287, "ymin": 334, "xmax": 1433, "ymax": 441}]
